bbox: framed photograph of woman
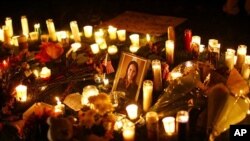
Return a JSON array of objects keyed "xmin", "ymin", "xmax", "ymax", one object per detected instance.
[{"xmin": 112, "ymin": 52, "xmax": 149, "ymax": 101}]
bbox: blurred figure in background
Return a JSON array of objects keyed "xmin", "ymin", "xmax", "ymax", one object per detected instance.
[{"xmin": 223, "ymin": 0, "xmax": 250, "ymax": 15}]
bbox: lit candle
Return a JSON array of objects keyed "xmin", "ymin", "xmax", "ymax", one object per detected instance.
[
  {"xmin": 46, "ymin": 19, "xmax": 57, "ymax": 41},
  {"xmin": 146, "ymin": 34, "xmax": 151, "ymax": 43},
  {"xmin": 108, "ymin": 26, "xmax": 117, "ymax": 40},
  {"xmin": 11, "ymin": 36, "xmax": 19, "ymax": 46},
  {"xmin": 241, "ymin": 55, "xmax": 250, "ymax": 80},
  {"xmin": 123, "ymin": 121, "xmax": 135, "ymax": 141},
  {"xmin": 3, "ymin": 25, "xmax": 11, "ymax": 45},
  {"xmin": 162, "ymin": 116, "xmax": 175, "ymax": 136},
  {"xmin": 236, "ymin": 45, "xmax": 247, "ymax": 70},
  {"xmin": 126, "ymin": 104, "xmax": 138, "ymax": 120},
  {"xmin": 94, "ymin": 29, "xmax": 104, "ymax": 43},
  {"xmin": 103, "ymin": 78, "xmax": 109, "ymax": 86},
  {"xmin": 54, "ymin": 97, "xmax": 65, "ymax": 115},
  {"xmin": 191, "ymin": 35, "xmax": 201, "ymax": 45},
  {"xmin": 199, "ymin": 44, "xmax": 205, "ymax": 53},
  {"xmin": 16, "ymin": 84, "xmax": 27, "ymax": 102},
  {"xmin": 29, "ymin": 32, "xmax": 39, "ymax": 41},
  {"xmin": 83, "ymin": 25, "xmax": 93, "ymax": 38},
  {"xmin": 40, "ymin": 67, "xmax": 51, "ymax": 80},
  {"xmin": 66, "ymin": 42, "xmax": 81, "ymax": 58},
  {"xmin": 34, "ymin": 23, "xmax": 40, "ymax": 33},
  {"xmin": 146, "ymin": 111, "xmax": 159, "ymax": 140},
  {"xmin": 176, "ymin": 110, "xmax": 189, "ymax": 141},
  {"xmin": 152, "ymin": 59, "xmax": 162, "ymax": 91},
  {"xmin": 225, "ymin": 49, "xmax": 235, "ymax": 70},
  {"xmin": 98, "ymin": 39, "xmax": 107, "ymax": 50},
  {"xmin": 184, "ymin": 29, "xmax": 192, "ymax": 52},
  {"xmin": 167, "ymin": 26, "xmax": 175, "ymax": 41},
  {"xmin": 129, "ymin": 45, "xmax": 139, "ymax": 53},
  {"xmin": 90, "ymin": 43, "xmax": 100, "ymax": 54},
  {"xmin": 21, "ymin": 16, "xmax": 29, "ymax": 37},
  {"xmin": 165, "ymin": 40, "xmax": 175, "ymax": 64},
  {"xmin": 143, "ymin": 80, "xmax": 153, "ymax": 112},
  {"xmin": 0, "ymin": 28, "xmax": 4, "ymax": 42},
  {"xmin": 70, "ymin": 21, "xmax": 81, "ymax": 42},
  {"xmin": 117, "ymin": 29, "xmax": 126, "ymax": 41},
  {"xmin": 5, "ymin": 17, "xmax": 13, "ymax": 37},
  {"xmin": 81, "ymin": 85, "xmax": 99, "ymax": 106},
  {"xmin": 108, "ymin": 45, "xmax": 118, "ymax": 55},
  {"xmin": 129, "ymin": 34, "xmax": 139, "ymax": 46}
]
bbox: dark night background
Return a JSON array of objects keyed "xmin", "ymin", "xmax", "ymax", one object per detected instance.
[{"xmin": 0, "ymin": 0, "xmax": 250, "ymax": 52}]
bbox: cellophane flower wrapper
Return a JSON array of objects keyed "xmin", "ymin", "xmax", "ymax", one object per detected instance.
[{"xmin": 150, "ymin": 61, "xmax": 206, "ymax": 118}]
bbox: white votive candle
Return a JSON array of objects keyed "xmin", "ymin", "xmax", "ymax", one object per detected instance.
[
  {"xmin": 108, "ymin": 26, "xmax": 117, "ymax": 40},
  {"xmin": 94, "ymin": 29, "xmax": 104, "ymax": 43},
  {"xmin": 83, "ymin": 25, "xmax": 93, "ymax": 38},
  {"xmin": 108, "ymin": 45, "xmax": 118, "ymax": 55},
  {"xmin": 123, "ymin": 121, "xmax": 135, "ymax": 141},
  {"xmin": 162, "ymin": 116, "xmax": 175, "ymax": 136},
  {"xmin": 40, "ymin": 67, "xmax": 51, "ymax": 79},
  {"xmin": 152, "ymin": 59, "xmax": 162, "ymax": 91},
  {"xmin": 5, "ymin": 17, "xmax": 13, "ymax": 37},
  {"xmin": 29, "ymin": 32, "xmax": 39, "ymax": 41},
  {"xmin": 129, "ymin": 45, "xmax": 139, "ymax": 53},
  {"xmin": 90, "ymin": 43, "xmax": 100, "ymax": 54},
  {"xmin": 16, "ymin": 84, "xmax": 27, "ymax": 102},
  {"xmin": 143, "ymin": 80, "xmax": 153, "ymax": 112},
  {"xmin": 126, "ymin": 104, "xmax": 138, "ymax": 120},
  {"xmin": 146, "ymin": 111, "xmax": 159, "ymax": 140},
  {"xmin": 129, "ymin": 34, "xmax": 139, "ymax": 46},
  {"xmin": 117, "ymin": 29, "xmax": 126, "ymax": 41},
  {"xmin": 191, "ymin": 35, "xmax": 201, "ymax": 45},
  {"xmin": 165, "ymin": 40, "xmax": 175, "ymax": 64}
]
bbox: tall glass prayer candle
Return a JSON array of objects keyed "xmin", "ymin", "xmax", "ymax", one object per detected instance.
[
  {"xmin": 176, "ymin": 110, "xmax": 189, "ymax": 141},
  {"xmin": 126, "ymin": 104, "xmax": 138, "ymax": 120},
  {"xmin": 46, "ymin": 19, "xmax": 57, "ymax": 41},
  {"xmin": 162, "ymin": 116, "xmax": 175, "ymax": 136},
  {"xmin": 70, "ymin": 21, "xmax": 81, "ymax": 42},
  {"xmin": 129, "ymin": 34, "xmax": 139, "ymax": 46},
  {"xmin": 16, "ymin": 84, "xmax": 27, "ymax": 102},
  {"xmin": 143, "ymin": 80, "xmax": 153, "ymax": 112},
  {"xmin": 108, "ymin": 45, "xmax": 118, "ymax": 55},
  {"xmin": 152, "ymin": 60, "xmax": 162, "ymax": 91},
  {"xmin": 3, "ymin": 26, "xmax": 11, "ymax": 45},
  {"xmin": 167, "ymin": 26, "xmax": 175, "ymax": 41},
  {"xmin": 5, "ymin": 17, "xmax": 13, "ymax": 37},
  {"xmin": 199, "ymin": 44, "xmax": 205, "ymax": 53},
  {"xmin": 146, "ymin": 34, "xmax": 151, "ymax": 43},
  {"xmin": 208, "ymin": 39, "xmax": 220, "ymax": 67},
  {"xmin": 0, "ymin": 28, "xmax": 4, "ymax": 42},
  {"xmin": 236, "ymin": 45, "xmax": 247, "ymax": 70},
  {"xmin": 184, "ymin": 29, "xmax": 192, "ymax": 52},
  {"xmin": 241, "ymin": 56, "xmax": 250, "ymax": 80},
  {"xmin": 225, "ymin": 49, "xmax": 235, "ymax": 70},
  {"xmin": 123, "ymin": 121, "xmax": 135, "ymax": 141},
  {"xmin": 108, "ymin": 26, "xmax": 117, "ymax": 40},
  {"xmin": 165, "ymin": 40, "xmax": 175, "ymax": 64},
  {"xmin": 146, "ymin": 111, "xmax": 159, "ymax": 141},
  {"xmin": 21, "ymin": 16, "xmax": 29, "ymax": 37},
  {"xmin": 117, "ymin": 29, "xmax": 126, "ymax": 41},
  {"xmin": 83, "ymin": 25, "xmax": 93, "ymax": 38},
  {"xmin": 90, "ymin": 43, "xmax": 100, "ymax": 54}
]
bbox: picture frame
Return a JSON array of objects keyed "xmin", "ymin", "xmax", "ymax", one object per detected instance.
[{"xmin": 111, "ymin": 52, "xmax": 149, "ymax": 101}]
